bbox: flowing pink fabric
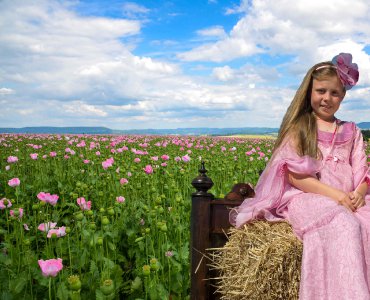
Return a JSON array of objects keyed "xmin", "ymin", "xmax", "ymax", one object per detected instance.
[{"xmin": 230, "ymin": 121, "xmax": 370, "ymax": 299}]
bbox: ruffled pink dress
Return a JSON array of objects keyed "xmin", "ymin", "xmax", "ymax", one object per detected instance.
[{"xmin": 230, "ymin": 121, "xmax": 370, "ymax": 299}]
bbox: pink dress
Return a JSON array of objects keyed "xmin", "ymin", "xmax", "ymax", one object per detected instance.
[{"xmin": 230, "ymin": 121, "xmax": 370, "ymax": 299}]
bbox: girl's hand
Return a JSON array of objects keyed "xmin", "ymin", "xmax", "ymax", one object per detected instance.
[
  {"xmin": 337, "ymin": 193, "xmax": 356, "ymax": 212},
  {"xmin": 349, "ymin": 191, "xmax": 366, "ymax": 210}
]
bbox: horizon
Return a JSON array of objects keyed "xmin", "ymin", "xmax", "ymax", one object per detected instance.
[{"xmin": 1, "ymin": 0, "xmax": 370, "ymax": 129}]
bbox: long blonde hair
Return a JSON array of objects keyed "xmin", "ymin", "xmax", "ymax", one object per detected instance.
[{"xmin": 273, "ymin": 61, "xmax": 344, "ymax": 158}]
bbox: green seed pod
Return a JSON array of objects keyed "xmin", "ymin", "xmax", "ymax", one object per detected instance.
[
  {"xmin": 68, "ymin": 275, "xmax": 82, "ymax": 291},
  {"xmin": 100, "ymin": 279, "xmax": 115, "ymax": 296},
  {"xmin": 107, "ymin": 207, "xmax": 115, "ymax": 216},
  {"xmin": 74, "ymin": 212, "xmax": 84, "ymax": 221},
  {"xmin": 101, "ymin": 217, "xmax": 110, "ymax": 225},
  {"xmin": 89, "ymin": 222, "xmax": 96, "ymax": 231},
  {"xmin": 160, "ymin": 224, "xmax": 168, "ymax": 232},
  {"xmin": 150, "ymin": 258, "xmax": 160, "ymax": 271},
  {"xmin": 142, "ymin": 265, "xmax": 150, "ymax": 276},
  {"xmin": 99, "ymin": 207, "xmax": 105, "ymax": 213},
  {"xmin": 86, "ymin": 210, "xmax": 93, "ymax": 216},
  {"xmin": 97, "ymin": 237, "xmax": 103, "ymax": 245}
]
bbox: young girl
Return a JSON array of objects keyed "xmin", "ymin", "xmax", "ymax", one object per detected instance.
[{"xmin": 230, "ymin": 53, "xmax": 370, "ymax": 299}]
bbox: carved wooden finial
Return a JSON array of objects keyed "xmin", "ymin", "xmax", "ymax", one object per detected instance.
[{"xmin": 191, "ymin": 161, "xmax": 214, "ymax": 197}]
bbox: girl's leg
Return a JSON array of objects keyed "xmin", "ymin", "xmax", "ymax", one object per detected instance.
[{"xmin": 287, "ymin": 194, "xmax": 370, "ymax": 300}]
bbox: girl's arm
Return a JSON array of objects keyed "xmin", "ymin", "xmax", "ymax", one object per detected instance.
[{"xmin": 288, "ymin": 171, "xmax": 355, "ymax": 211}]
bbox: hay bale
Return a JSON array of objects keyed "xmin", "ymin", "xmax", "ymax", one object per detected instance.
[{"xmin": 208, "ymin": 221, "xmax": 302, "ymax": 300}]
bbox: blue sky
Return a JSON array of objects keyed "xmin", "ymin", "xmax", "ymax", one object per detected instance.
[{"xmin": 0, "ymin": 0, "xmax": 369, "ymax": 129}]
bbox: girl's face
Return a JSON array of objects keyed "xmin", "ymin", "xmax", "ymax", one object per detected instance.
[{"xmin": 310, "ymin": 75, "xmax": 345, "ymax": 122}]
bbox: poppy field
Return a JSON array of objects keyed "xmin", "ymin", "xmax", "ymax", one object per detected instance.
[{"xmin": 3, "ymin": 133, "xmax": 365, "ymax": 299}]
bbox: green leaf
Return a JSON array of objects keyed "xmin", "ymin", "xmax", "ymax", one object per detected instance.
[
  {"xmin": 56, "ymin": 282, "xmax": 69, "ymax": 300},
  {"xmin": 9, "ymin": 273, "xmax": 27, "ymax": 294}
]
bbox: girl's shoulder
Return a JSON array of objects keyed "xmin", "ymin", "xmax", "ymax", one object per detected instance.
[
  {"xmin": 337, "ymin": 119, "xmax": 358, "ymax": 142},
  {"xmin": 337, "ymin": 119, "xmax": 357, "ymax": 132}
]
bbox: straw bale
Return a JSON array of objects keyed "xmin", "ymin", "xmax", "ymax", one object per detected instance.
[{"xmin": 207, "ymin": 221, "xmax": 302, "ymax": 299}]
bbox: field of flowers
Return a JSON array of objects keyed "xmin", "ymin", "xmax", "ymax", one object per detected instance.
[{"xmin": 3, "ymin": 133, "xmax": 366, "ymax": 299}]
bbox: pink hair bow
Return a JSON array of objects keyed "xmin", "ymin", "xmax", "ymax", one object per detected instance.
[{"xmin": 332, "ymin": 53, "xmax": 359, "ymax": 90}]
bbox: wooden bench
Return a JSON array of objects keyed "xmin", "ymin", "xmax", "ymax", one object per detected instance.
[{"xmin": 190, "ymin": 162, "xmax": 243, "ymax": 300}]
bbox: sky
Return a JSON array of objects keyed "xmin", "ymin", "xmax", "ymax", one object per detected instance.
[{"xmin": 0, "ymin": 0, "xmax": 370, "ymax": 130}]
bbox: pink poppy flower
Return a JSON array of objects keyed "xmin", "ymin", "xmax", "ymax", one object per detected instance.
[
  {"xmin": 182, "ymin": 154, "xmax": 191, "ymax": 162},
  {"xmin": 47, "ymin": 227, "xmax": 66, "ymax": 238},
  {"xmin": 127, "ymin": 172, "xmax": 132, "ymax": 177},
  {"xmin": 120, "ymin": 178, "xmax": 128, "ymax": 185},
  {"xmin": 102, "ymin": 157, "xmax": 114, "ymax": 169},
  {"xmin": 161, "ymin": 163, "xmax": 167, "ymax": 167},
  {"xmin": 134, "ymin": 158, "xmax": 141, "ymax": 163},
  {"xmin": 143, "ymin": 165, "xmax": 153, "ymax": 174},
  {"xmin": 10, "ymin": 208, "xmax": 23, "ymax": 219},
  {"xmin": 8, "ymin": 178, "xmax": 20, "ymax": 187},
  {"xmin": 7, "ymin": 156, "xmax": 18, "ymax": 163},
  {"xmin": 174, "ymin": 156, "xmax": 181, "ymax": 162},
  {"xmin": 5, "ymin": 165, "xmax": 10, "ymax": 171},
  {"xmin": 151, "ymin": 156, "xmax": 159, "ymax": 161},
  {"xmin": 161, "ymin": 154, "xmax": 170, "ymax": 161},
  {"xmin": 49, "ymin": 152, "xmax": 57, "ymax": 157},
  {"xmin": 30, "ymin": 153, "xmax": 38, "ymax": 160},
  {"xmin": 38, "ymin": 222, "xmax": 57, "ymax": 232},
  {"xmin": 37, "ymin": 192, "xmax": 59, "ymax": 206},
  {"xmin": 23, "ymin": 224, "xmax": 30, "ymax": 231},
  {"xmin": 0, "ymin": 198, "xmax": 12, "ymax": 209},
  {"xmin": 95, "ymin": 151, "xmax": 101, "ymax": 156},
  {"xmin": 77, "ymin": 197, "xmax": 91, "ymax": 211},
  {"xmin": 83, "ymin": 160, "xmax": 90, "ymax": 164},
  {"xmin": 165, "ymin": 251, "xmax": 174, "ymax": 257},
  {"xmin": 116, "ymin": 196, "xmax": 125, "ymax": 203},
  {"xmin": 38, "ymin": 258, "xmax": 63, "ymax": 277}
]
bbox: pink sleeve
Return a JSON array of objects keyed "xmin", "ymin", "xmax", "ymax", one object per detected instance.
[
  {"xmin": 350, "ymin": 125, "xmax": 370, "ymax": 189},
  {"xmin": 230, "ymin": 139, "xmax": 320, "ymax": 228}
]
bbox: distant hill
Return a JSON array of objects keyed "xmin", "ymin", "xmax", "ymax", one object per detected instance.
[
  {"xmin": 0, "ymin": 123, "xmax": 369, "ymax": 135},
  {"xmin": 0, "ymin": 126, "xmax": 278, "ymax": 135},
  {"xmin": 358, "ymin": 122, "xmax": 370, "ymax": 129}
]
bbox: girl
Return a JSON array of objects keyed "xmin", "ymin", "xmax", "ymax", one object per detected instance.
[{"xmin": 230, "ymin": 53, "xmax": 370, "ymax": 299}]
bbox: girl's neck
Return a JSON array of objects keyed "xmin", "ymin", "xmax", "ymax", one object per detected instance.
[{"xmin": 313, "ymin": 113, "xmax": 337, "ymax": 133}]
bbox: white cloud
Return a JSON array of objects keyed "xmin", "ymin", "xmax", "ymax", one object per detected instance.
[
  {"xmin": 197, "ymin": 26, "xmax": 226, "ymax": 39},
  {"xmin": 63, "ymin": 101, "xmax": 108, "ymax": 117},
  {"xmin": 179, "ymin": 0, "xmax": 370, "ymax": 65},
  {"xmin": 0, "ymin": 88, "xmax": 14, "ymax": 95},
  {"xmin": 0, "ymin": 0, "xmax": 369, "ymax": 129},
  {"xmin": 122, "ymin": 2, "xmax": 150, "ymax": 19},
  {"xmin": 212, "ymin": 66, "xmax": 235, "ymax": 81}
]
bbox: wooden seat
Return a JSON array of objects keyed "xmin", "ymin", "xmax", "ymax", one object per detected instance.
[{"xmin": 190, "ymin": 163, "xmax": 302, "ymax": 299}]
